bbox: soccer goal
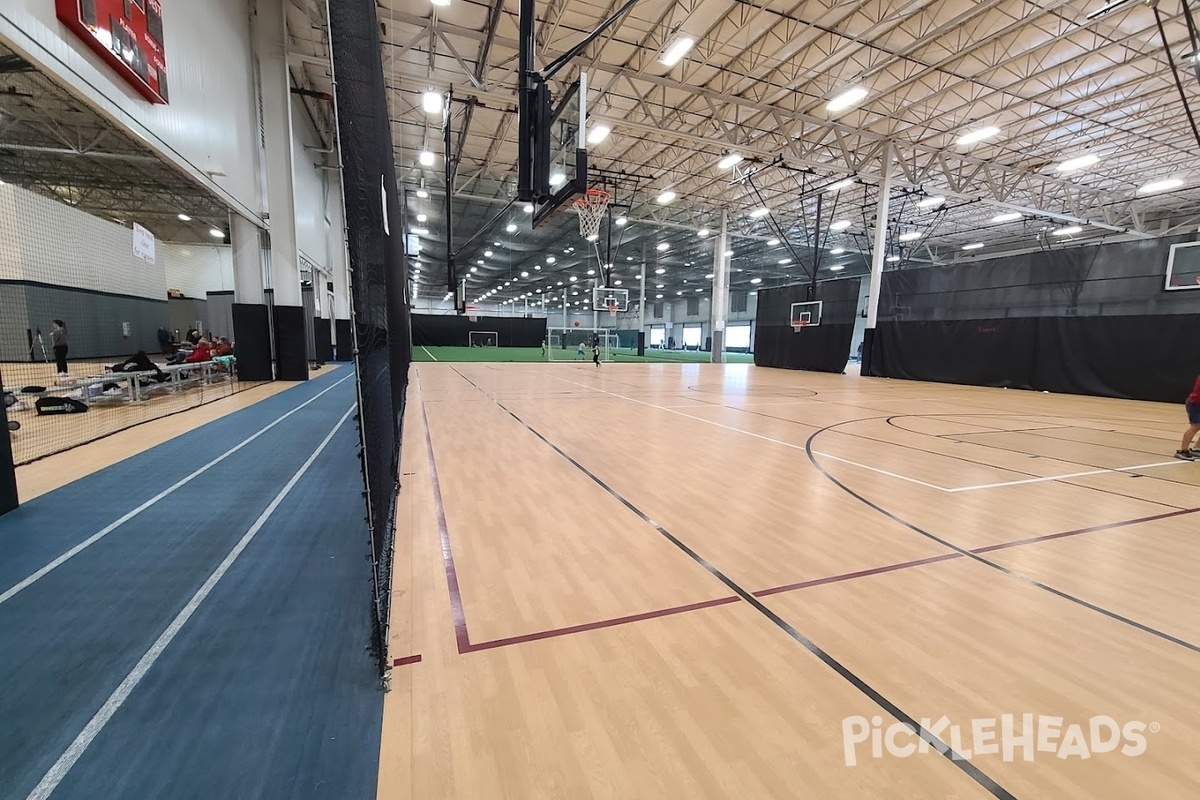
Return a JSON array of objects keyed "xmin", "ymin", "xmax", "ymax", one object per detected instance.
[
  {"xmin": 546, "ymin": 328, "xmax": 614, "ymax": 362},
  {"xmin": 468, "ymin": 331, "xmax": 498, "ymax": 347}
]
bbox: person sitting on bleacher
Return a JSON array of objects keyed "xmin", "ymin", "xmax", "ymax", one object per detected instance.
[
  {"xmin": 102, "ymin": 351, "xmax": 168, "ymax": 393},
  {"xmin": 211, "ymin": 337, "xmax": 232, "ymax": 358},
  {"xmin": 184, "ymin": 339, "xmax": 212, "ymax": 364}
]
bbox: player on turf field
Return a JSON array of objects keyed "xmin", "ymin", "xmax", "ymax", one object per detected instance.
[{"xmin": 1176, "ymin": 374, "xmax": 1200, "ymax": 461}]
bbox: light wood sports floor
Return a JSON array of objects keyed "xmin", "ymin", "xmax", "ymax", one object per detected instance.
[{"xmin": 381, "ymin": 362, "xmax": 1200, "ymax": 799}]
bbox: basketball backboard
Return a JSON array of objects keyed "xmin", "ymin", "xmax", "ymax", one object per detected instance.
[
  {"xmin": 1165, "ymin": 242, "xmax": 1200, "ymax": 290},
  {"xmin": 790, "ymin": 301, "xmax": 823, "ymax": 330},
  {"xmin": 518, "ymin": 0, "xmax": 591, "ymax": 228},
  {"xmin": 593, "ymin": 286, "xmax": 629, "ymax": 311}
]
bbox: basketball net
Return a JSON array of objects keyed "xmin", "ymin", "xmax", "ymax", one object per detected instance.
[
  {"xmin": 572, "ymin": 188, "xmax": 611, "ymax": 242},
  {"xmin": 791, "ymin": 320, "xmax": 809, "ymax": 333},
  {"xmin": 607, "ymin": 302, "xmax": 619, "ymax": 319}
]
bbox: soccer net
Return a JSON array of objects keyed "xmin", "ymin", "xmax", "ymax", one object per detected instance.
[
  {"xmin": 546, "ymin": 328, "xmax": 615, "ymax": 362},
  {"xmin": 468, "ymin": 331, "xmax": 498, "ymax": 347}
]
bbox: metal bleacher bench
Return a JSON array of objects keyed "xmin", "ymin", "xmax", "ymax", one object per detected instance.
[{"xmin": 4, "ymin": 359, "xmax": 233, "ymax": 406}]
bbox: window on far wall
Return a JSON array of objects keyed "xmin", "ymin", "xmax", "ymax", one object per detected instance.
[
  {"xmin": 731, "ymin": 291, "xmax": 748, "ymax": 313},
  {"xmin": 725, "ymin": 323, "xmax": 751, "ymax": 349},
  {"xmin": 653, "ymin": 301, "xmax": 664, "ymax": 318},
  {"xmin": 686, "ymin": 297, "xmax": 700, "ymax": 316}
]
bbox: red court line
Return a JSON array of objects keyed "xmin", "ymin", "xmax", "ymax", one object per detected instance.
[
  {"xmin": 422, "ymin": 396, "xmax": 1200, "ymax": 654},
  {"xmin": 973, "ymin": 506, "xmax": 1200, "ymax": 554},
  {"xmin": 422, "ymin": 402, "xmax": 473, "ymax": 655},
  {"xmin": 392, "ymin": 654, "xmax": 423, "ymax": 667},
  {"xmin": 464, "ymin": 596, "xmax": 742, "ymax": 653}
]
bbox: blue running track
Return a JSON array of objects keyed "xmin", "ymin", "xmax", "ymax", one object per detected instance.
[{"xmin": 0, "ymin": 368, "xmax": 384, "ymax": 800}]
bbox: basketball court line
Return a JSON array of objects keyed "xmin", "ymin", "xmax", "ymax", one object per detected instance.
[
  {"xmin": 805, "ymin": 421, "xmax": 1200, "ymax": 657},
  {"xmin": 24, "ymin": 403, "xmax": 356, "ymax": 800},
  {"xmin": 549, "ymin": 373, "xmax": 1191, "ymax": 495},
  {"xmin": 419, "ymin": 346, "xmax": 439, "ymax": 361},
  {"xmin": 0, "ymin": 373, "xmax": 354, "ymax": 607},
  {"xmin": 446, "ymin": 367, "xmax": 1015, "ymax": 799}
]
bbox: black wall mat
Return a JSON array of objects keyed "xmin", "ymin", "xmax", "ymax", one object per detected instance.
[
  {"xmin": 410, "ymin": 314, "xmax": 548, "ymax": 347},
  {"xmin": 273, "ymin": 305, "xmax": 310, "ymax": 381},
  {"xmin": 334, "ymin": 318, "xmax": 353, "ymax": 361},
  {"xmin": 232, "ymin": 303, "xmax": 273, "ymax": 382},
  {"xmin": 871, "ymin": 315, "xmax": 1200, "ymax": 403},
  {"xmin": 314, "ymin": 317, "xmax": 334, "ymax": 363},
  {"xmin": 754, "ymin": 278, "xmax": 861, "ymax": 373},
  {"xmin": 0, "ymin": 379, "xmax": 17, "ymax": 516}
]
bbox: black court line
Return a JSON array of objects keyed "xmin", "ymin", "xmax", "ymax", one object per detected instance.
[
  {"xmin": 807, "ymin": 417, "xmax": 1200, "ymax": 657},
  {"xmin": 447, "ymin": 366, "xmax": 1016, "ymax": 800},
  {"xmin": 950, "ymin": 427, "xmax": 1178, "ymax": 458}
]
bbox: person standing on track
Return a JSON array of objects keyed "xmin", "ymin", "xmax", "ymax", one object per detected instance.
[
  {"xmin": 50, "ymin": 319, "xmax": 69, "ymax": 376},
  {"xmin": 1176, "ymin": 373, "xmax": 1200, "ymax": 461}
]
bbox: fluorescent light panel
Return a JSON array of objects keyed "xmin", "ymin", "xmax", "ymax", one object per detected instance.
[
  {"xmin": 826, "ymin": 86, "xmax": 868, "ymax": 112},
  {"xmin": 991, "ymin": 212, "xmax": 1023, "ymax": 223},
  {"xmin": 656, "ymin": 190, "xmax": 677, "ymax": 204},
  {"xmin": 1053, "ymin": 226, "xmax": 1083, "ymax": 236},
  {"xmin": 659, "ymin": 36, "xmax": 696, "ymax": 66},
  {"xmin": 963, "ymin": 242, "xmax": 984, "ymax": 251},
  {"xmin": 829, "ymin": 220, "xmax": 852, "ymax": 231},
  {"xmin": 586, "ymin": 124, "xmax": 610, "ymax": 145},
  {"xmin": 956, "ymin": 126, "xmax": 1000, "ymax": 146},
  {"xmin": 1138, "ymin": 178, "xmax": 1183, "ymax": 194},
  {"xmin": 826, "ymin": 178, "xmax": 855, "ymax": 193},
  {"xmin": 1055, "ymin": 153, "xmax": 1099, "ymax": 172},
  {"xmin": 717, "ymin": 153, "xmax": 743, "ymax": 170},
  {"xmin": 422, "ymin": 91, "xmax": 443, "ymax": 114},
  {"xmin": 916, "ymin": 196, "xmax": 945, "ymax": 208},
  {"xmin": 898, "ymin": 231, "xmax": 922, "ymax": 242},
  {"xmin": 749, "ymin": 207, "xmax": 770, "ymax": 218}
]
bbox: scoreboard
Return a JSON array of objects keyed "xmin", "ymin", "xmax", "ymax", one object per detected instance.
[{"xmin": 56, "ymin": 0, "xmax": 169, "ymax": 104}]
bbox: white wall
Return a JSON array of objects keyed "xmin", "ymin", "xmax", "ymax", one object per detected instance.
[
  {"xmin": 161, "ymin": 244, "xmax": 235, "ymax": 299},
  {"xmin": 0, "ymin": 184, "xmax": 165, "ymax": 299},
  {"xmin": 291, "ymin": 96, "xmax": 329, "ymax": 271},
  {"xmin": 0, "ymin": 0, "xmax": 261, "ymax": 220}
]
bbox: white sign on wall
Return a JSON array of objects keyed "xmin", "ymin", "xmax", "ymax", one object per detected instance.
[{"xmin": 132, "ymin": 223, "xmax": 156, "ymax": 263}]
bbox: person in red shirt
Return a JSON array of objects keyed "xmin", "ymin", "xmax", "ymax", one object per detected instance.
[
  {"xmin": 184, "ymin": 339, "xmax": 212, "ymax": 364},
  {"xmin": 1177, "ymin": 374, "xmax": 1200, "ymax": 460}
]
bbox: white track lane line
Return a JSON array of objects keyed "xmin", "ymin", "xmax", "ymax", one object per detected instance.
[
  {"xmin": 0, "ymin": 373, "xmax": 353, "ymax": 607},
  {"xmin": 24, "ymin": 403, "xmax": 356, "ymax": 800}
]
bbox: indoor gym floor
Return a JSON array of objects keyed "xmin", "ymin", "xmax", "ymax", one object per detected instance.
[
  {"xmin": 0, "ymin": 367, "xmax": 384, "ymax": 800},
  {"xmin": 382, "ymin": 362, "xmax": 1200, "ymax": 799}
]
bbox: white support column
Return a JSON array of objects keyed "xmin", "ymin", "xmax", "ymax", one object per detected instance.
[
  {"xmin": 232, "ymin": 213, "xmax": 265, "ymax": 305},
  {"xmin": 638, "ymin": 242, "xmax": 647, "ymax": 354},
  {"xmin": 711, "ymin": 209, "xmax": 729, "ymax": 363},
  {"xmin": 866, "ymin": 141, "xmax": 892, "ymax": 332},
  {"xmin": 254, "ymin": 0, "xmax": 302, "ymax": 309},
  {"xmin": 861, "ymin": 142, "xmax": 893, "ymax": 376}
]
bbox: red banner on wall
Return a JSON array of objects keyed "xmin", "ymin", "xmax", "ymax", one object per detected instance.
[{"xmin": 55, "ymin": 0, "xmax": 168, "ymax": 104}]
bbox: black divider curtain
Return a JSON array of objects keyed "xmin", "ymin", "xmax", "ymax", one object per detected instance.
[
  {"xmin": 232, "ymin": 304, "xmax": 273, "ymax": 381},
  {"xmin": 411, "ymin": 314, "xmax": 547, "ymax": 347},
  {"xmin": 334, "ymin": 319, "xmax": 353, "ymax": 361},
  {"xmin": 273, "ymin": 305, "xmax": 309, "ymax": 381},
  {"xmin": 754, "ymin": 278, "xmax": 861, "ymax": 373},
  {"xmin": 870, "ymin": 315, "xmax": 1200, "ymax": 403},
  {"xmin": 329, "ymin": 0, "xmax": 412, "ymax": 675},
  {"xmin": 314, "ymin": 318, "xmax": 334, "ymax": 363},
  {"xmin": 0, "ymin": 376, "xmax": 17, "ymax": 516}
]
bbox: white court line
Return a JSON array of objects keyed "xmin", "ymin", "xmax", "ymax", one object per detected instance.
[
  {"xmin": 947, "ymin": 460, "xmax": 1188, "ymax": 493},
  {"xmin": 24, "ymin": 402, "xmax": 356, "ymax": 800},
  {"xmin": 420, "ymin": 346, "xmax": 439, "ymax": 361},
  {"xmin": 810, "ymin": 452, "xmax": 951, "ymax": 492},
  {"xmin": 548, "ymin": 375, "xmax": 1191, "ymax": 495},
  {"xmin": 0, "ymin": 373, "xmax": 353, "ymax": 608}
]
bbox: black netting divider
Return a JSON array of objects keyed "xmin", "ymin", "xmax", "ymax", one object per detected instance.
[{"xmin": 328, "ymin": 0, "xmax": 412, "ymax": 677}]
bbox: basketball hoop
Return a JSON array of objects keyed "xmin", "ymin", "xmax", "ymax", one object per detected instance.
[
  {"xmin": 606, "ymin": 302, "xmax": 619, "ymax": 319},
  {"xmin": 572, "ymin": 188, "xmax": 611, "ymax": 241},
  {"xmin": 791, "ymin": 320, "xmax": 809, "ymax": 333}
]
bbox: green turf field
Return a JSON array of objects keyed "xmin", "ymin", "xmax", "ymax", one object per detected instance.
[{"xmin": 411, "ymin": 346, "xmax": 755, "ymax": 363}]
